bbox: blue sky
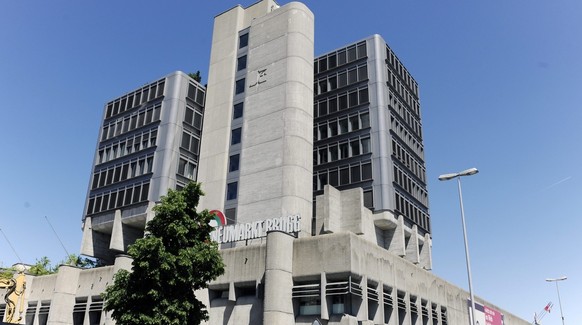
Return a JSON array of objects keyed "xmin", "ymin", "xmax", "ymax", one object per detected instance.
[{"xmin": 1, "ymin": 1, "xmax": 580, "ymax": 323}]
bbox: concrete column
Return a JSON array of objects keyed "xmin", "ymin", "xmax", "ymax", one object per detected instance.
[
  {"xmin": 320, "ymin": 272, "xmax": 329, "ymax": 321},
  {"xmin": 46, "ymin": 265, "xmax": 81, "ymax": 325},
  {"xmin": 80, "ymin": 216, "xmax": 94, "ymax": 256},
  {"xmin": 109, "ymin": 209, "xmax": 124, "ymax": 252},
  {"xmin": 405, "ymin": 225, "xmax": 420, "ymax": 264},
  {"xmin": 388, "ymin": 216, "xmax": 406, "ymax": 257},
  {"xmin": 420, "ymin": 233, "xmax": 433, "ymax": 270},
  {"xmin": 357, "ymin": 276, "xmax": 368, "ymax": 322},
  {"xmin": 263, "ymin": 231, "xmax": 295, "ymax": 324},
  {"xmin": 377, "ymin": 282, "xmax": 385, "ymax": 324}
]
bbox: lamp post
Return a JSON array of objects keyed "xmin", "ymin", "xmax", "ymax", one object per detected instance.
[
  {"xmin": 546, "ymin": 276, "xmax": 567, "ymax": 325},
  {"xmin": 439, "ymin": 167, "xmax": 479, "ymax": 325}
]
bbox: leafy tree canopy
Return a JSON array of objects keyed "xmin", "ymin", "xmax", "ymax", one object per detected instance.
[
  {"xmin": 188, "ymin": 71, "xmax": 202, "ymax": 83},
  {"xmin": 103, "ymin": 182, "xmax": 224, "ymax": 325}
]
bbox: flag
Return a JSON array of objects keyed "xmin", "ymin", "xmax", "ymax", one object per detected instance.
[{"xmin": 544, "ymin": 302, "xmax": 553, "ymax": 313}]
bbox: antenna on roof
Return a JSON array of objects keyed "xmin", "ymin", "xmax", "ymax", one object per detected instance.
[
  {"xmin": 0, "ymin": 227, "xmax": 23, "ymax": 263},
  {"xmin": 45, "ymin": 216, "xmax": 71, "ymax": 259}
]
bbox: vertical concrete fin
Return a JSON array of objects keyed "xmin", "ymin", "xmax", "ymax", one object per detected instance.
[
  {"xmin": 405, "ymin": 225, "xmax": 420, "ymax": 264},
  {"xmin": 357, "ymin": 276, "xmax": 368, "ymax": 321},
  {"xmin": 388, "ymin": 215, "xmax": 406, "ymax": 257},
  {"xmin": 228, "ymin": 282, "xmax": 236, "ymax": 302},
  {"xmin": 316, "ymin": 185, "xmax": 342, "ymax": 234},
  {"xmin": 321, "ymin": 272, "xmax": 329, "ymax": 320},
  {"xmin": 420, "ymin": 233, "xmax": 433, "ymax": 270},
  {"xmin": 109, "ymin": 209, "xmax": 124, "ymax": 252},
  {"xmin": 46, "ymin": 265, "xmax": 81, "ymax": 324},
  {"xmin": 80, "ymin": 216, "xmax": 94, "ymax": 256}
]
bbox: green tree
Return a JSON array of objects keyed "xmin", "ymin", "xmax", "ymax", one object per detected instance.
[
  {"xmin": 103, "ymin": 182, "xmax": 224, "ymax": 325},
  {"xmin": 28, "ymin": 256, "xmax": 56, "ymax": 275},
  {"xmin": 188, "ymin": 71, "xmax": 202, "ymax": 83}
]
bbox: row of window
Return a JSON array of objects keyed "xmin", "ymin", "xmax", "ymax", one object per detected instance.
[
  {"xmin": 180, "ymin": 131, "xmax": 200, "ymax": 157},
  {"xmin": 386, "ymin": 46, "xmax": 419, "ymax": 97},
  {"xmin": 101, "ymin": 103, "xmax": 161, "ymax": 142},
  {"xmin": 315, "ymin": 64, "xmax": 368, "ymax": 95},
  {"xmin": 315, "ymin": 136, "xmax": 371, "ymax": 165},
  {"xmin": 314, "ymin": 160, "xmax": 372, "ymax": 190},
  {"xmin": 392, "ymin": 138, "xmax": 426, "ymax": 183},
  {"xmin": 395, "ymin": 190, "xmax": 430, "ymax": 233},
  {"xmin": 293, "ymin": 277, "xmax": 448, "ymax": 324},
  {"xmin": 177, "ymin": 157, "xmax": 197, "ymax": 180},
  {"xmin": 92, "ymin": 154, "xmax": 153, "ymax": 190},
  {"xmin": 186, "ymin": 82, "xmax": 206, "ymax": 107},
  {"xmin": 105, "ymin": 79, "xmax": 165, "ymax": 119},
  {"xmin": 87, "ymin": 182, "xmax": 150, "ymax": 215},
  {"xmin": 97, "ymin": 128, "xmax": 157, "ymax": 165},
  {"xmin": 390, "ymin": 115, "xmax": 424, "ymax": 160},
  {"xmin": 314, "ymin": 41, "xmax": 367, "ymax": 74},
  {"xmin": 393, "ymin": 165, "xmax": 428, "ymax": 206},
  {"xmin": 72, "ymin": 296, "xmax": 103, "ymax": 325},
  {"xmin": 389, "ymin": 93, "xmax": 422, "ymax": 139},
  {"xmin": 315, "ymin": 111, "xmax": 370, "ymax": 141},
  {"xmin": 387, "ymin": 69, "xmax": 419, "ymax": 118},
  {"xmin": 22, "ymin": 300, "xmax": 51, "ymax": 325},
  {"xmin": 314, "ymin": 87, "xmax": 369, "ymax": 118}
]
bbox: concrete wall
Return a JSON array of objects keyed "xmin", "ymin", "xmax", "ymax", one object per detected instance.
[
  {"xmin": 236, "ymin": 2, "xmax": 314, "ymax": 236},
  {"xmin": 198, "ymin": 0, "xmax": 280, "ymax": 214}
]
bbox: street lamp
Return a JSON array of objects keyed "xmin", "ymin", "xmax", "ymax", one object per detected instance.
[
  {"xmin": 546, "ymin": 276, "xmax": 567, "ymax": 325},
  {"xmin": 439, "ymin": 167, "xmax": 479, "ymax": 325}
]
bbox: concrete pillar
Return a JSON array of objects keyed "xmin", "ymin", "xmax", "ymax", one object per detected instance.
[
  {"xmin": 46, "ymin": 265, "xmax": 81, "ymax": 325},
  {"xmin": 377, "ymin": 282, "xmax": 385, "ymax": 324},
  {"xmin": 320, "ymin": 272, "xmax": 329, "ymax": 321},
  {"xmin": 109, "ymin": 209, "xmax": 124, "ymax": 252},
  {"xmin": 357, "ymin": 276, "xmax": 368, "ymax": 322},
  {"xmin": 388, "ymin": 216, "xmax": 406, "ymax": 257},
  {"xmin": 420, "ymin": 233, "xmax": 433, "ymax": 270},
  {"xmin": 80, "ymin": 216, "xmax": 94, "ymax": 256},
  {"xmin": 263, "ymin": 231, "xmax": 295, "ymax": 324},
  {"xmin": 405, "ymin": 225, "xmax": 420, "ymax": 264}
]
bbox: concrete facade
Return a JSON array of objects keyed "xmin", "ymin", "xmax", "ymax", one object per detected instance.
[
  {"xmin": 0, "ymin": 1, "xmax": 529, "ymax": 325},
  {"xmin": 198, "ymin": 1, "xmax": 314, "ymax": 236}
]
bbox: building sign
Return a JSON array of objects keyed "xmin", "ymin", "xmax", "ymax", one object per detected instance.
[
  {"xmin": 210, "ymin": 213, "xmax": 301, "ymax": 244},
  {"xmin": 469, "ymin": 300, "xmax": 504, "ymax": 325}
]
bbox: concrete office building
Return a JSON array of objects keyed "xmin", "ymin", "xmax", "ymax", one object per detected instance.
[
  {"xmin": 1, "ymin": 1, "xmax": 529, "ymax": 325},
  {"xmin": 197, "ymin": 0, "xmax": 314, "ymax": 237},
  {"xmin": 79, "ymin": 72, "xmax": 206, "ymax": 263},
  {"xmin": 313, "ymin": 35, "xmax": 430, "ymax": 237}
]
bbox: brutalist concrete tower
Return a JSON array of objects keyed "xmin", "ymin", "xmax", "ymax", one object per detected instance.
[{"xmin": 198, "ymin": 0, "xmax": 314, "ymax": 236}]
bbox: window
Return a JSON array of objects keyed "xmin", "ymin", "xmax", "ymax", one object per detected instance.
[
  {"xmin": 227, "ymin": 182, "xmax": 238, "ymax": 200},
  {"xmin": 225, "ymin": 208, "xmax": 236, "ymax": 224},
  {"xmin": 340, "ymin": 143, "xmax": 349, "ymax": 159},
  {"xmin": 237, "ymin": 55, "xmax": 247, "ymax": 71},
  {"xmin": 318, "ymin": 124, "xmax": 327, "ymax": 140},
  {"xmin": 231, "ymin": 128, "xmax": 242, "ymax": 145},
  {"xmin": 235, "ymin": 79, "xmax": 245, "ymax": 94},
  {"xmin": 363, "ymin": 189, "xmax": 373, "ymax": 208},
  {"xmin": 339, "ymin": 118, "xmax": 348, "ymax": 134},
  {"xmin": 329, "ymin": 122, "xmax": 338, "ymax": 137},
  {"xmin": 239, "ymin": 33, "xmax": 249, "ymax": 48},
  {"xmin": 362, "ymin": 163, "xmax": 372, "ymax": 180},
  {"xmin": 340, "ymin": 168, "xmax": 349, "ymax": 185},
  {"xmin": 362, "ymin": 113, "xmax": 371, "ymax": 129},
  {"xmin": 233, "ymin": 103, "xmax": 243, "ymax": 119},
  {"xmin": 361, "ymin": 138, "xmax": 371, "ymax": 154},
  {"xmin": 229, "ymin": 154, "xmax": 240, "ymax": 172}
]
